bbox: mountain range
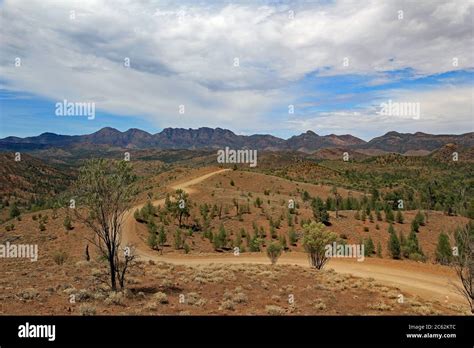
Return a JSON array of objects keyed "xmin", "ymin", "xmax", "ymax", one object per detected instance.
[{"xmin": 0, "ymin": 127, "xmax": 473, "ymax": 154}]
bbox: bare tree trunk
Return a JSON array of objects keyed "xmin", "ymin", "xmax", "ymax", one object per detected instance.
[
  {"xmin": 85, "ymin": 244, "xmax": 90, "ymax": 261},
  {"xmin": 109, "ymin": 254, "xmax": 117, "ymax": 291}
]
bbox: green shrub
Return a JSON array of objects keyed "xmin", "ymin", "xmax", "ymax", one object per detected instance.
[
  {"xmin": 279, "ymin": 234, "xmax": 287, "ymax": 250},
  {"xmin": 385, "ymin": 209, "xmax": 394, "ymax": 223},
  {"xmin": 158, "ymin": 225, "xmax": 167, "ymax": 253},
  {"xmin": 174, "ymin": 229, "xmax": 184, "ymax": 250},
  {"xmin": 184, "ymin": 243, "xmax": 191, "ymax": 254},
  {"xmin": 289, "ymin": 228, "xmax": 298, "ymax": 246},
  {"xmin": 63, "ymin": 215, "xmax": 73, "ymax": 231},
  {"xmin": 396, "ymin": 210, "xmax": 404, "ymax": 224},
  {"xmin": 435, "ymin": 232, "xmax": 452, "ymax": 265},
  {"xmin": 302, "ymin": 221, "xmax": 338, "ymax": 269},
  {"xmin": 266, "ymin": 242, "xmax": 283, "ymax": 265},
  {"xmin": 147, "ymin": 221, "xmax": 158, "ymax": 249},
  {"xmin": 388, "ymin": 223, "xmax": 395, "ymax": 234},
  {"xmin": 9, "ymin": 204, "xmax": 20, "ymax": 219},
  {"xmin": 364, "ymin": 237, "xmax": 375, "ymax": 256},
  {"xmin": 388, "ymin": 233, "xmax": 401, "ymax": 259},
  {"xmin": 415, "ymin": 211, "xmax": 425, "ymax": 226},
  {"xmin": 311, "ymin": 197, "xmax": 330, "ymax": 225},
  {"xmin": 376, "ymin": 241, "xmax": 382, "ymax": 257},
  {"xmin": 249, "ymin": 235, "xmax": 263, "ymax": 252}
]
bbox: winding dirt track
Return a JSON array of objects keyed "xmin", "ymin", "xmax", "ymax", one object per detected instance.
[{"xmin": 122, "ymin": 168, "xmax": 466, "ymax": 307}]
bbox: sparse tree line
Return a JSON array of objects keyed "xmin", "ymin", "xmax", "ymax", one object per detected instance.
[{"xmin": 265, "ymin": 159, "xmax": 473, "ymax": 219}]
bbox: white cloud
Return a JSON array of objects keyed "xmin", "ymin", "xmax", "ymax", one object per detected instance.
[
  {"xmin": 286, "ymin": 85, "xmax": 474, "ymax": 140},
  {"xmin": 0, "ymin": 0, "xmax": 472, "ymax": 135}
]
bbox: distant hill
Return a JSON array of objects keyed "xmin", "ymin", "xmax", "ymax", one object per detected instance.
[
  {"xmin": 429, "ymin": 143, "xmax": 474, "ymax": 163},
  {"xmin": 1, "ymin": 127, "xmax": 473, "ymax": 154},
  {"xmin": 359, "ymin": 131, "xmax": 474, "ymax": 153},
  {"xmin": 0, "ymin": 153, "xmax": 74, "ymax": 201}
]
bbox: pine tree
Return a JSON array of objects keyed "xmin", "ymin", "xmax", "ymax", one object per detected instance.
[
  {"xmin": 158, "ymin": 225, "xmax": 167, "ymax": 254},
  {"xmin": 369, "ymin": 212, "xmax": 374, "ymax": 223},
  {"xmin": 385, "ymin": 208, "xmax": 395, "ymax": 223},
  {"xmin": 376, "ymin": 209, "xmax": 383, "ymax": 221},
  {"xmin": 406, "ymin": 229, "xmax": 424, "ymax": 260},
  {"xmin": 249, "ymin": 235, "xmax": 262, "ymax": 252},
  {"xmin": 376, "ymin": 241, "xmax": 382, "ymax": 258},
  {"xmin": 396, "ymin": 210, "xmax": 404, "ymax": 224},
  {"xmin": 311, "ymin": 197, "xmax": 330, "ymax": 225},
  {"xmin": 399, "ymin": 232, "xmax": 408, "ymax": 258},
  {"xmin": 174, "ymin": 229, "xmax": 183, "ymax": 250},
  {"xmin": 213, "ymin": 224, "xmax": 228, "ymax": 250},
  {"xmin": 365, "ymin": 237, "xmax": 375, "ymax": 256},
  {"xmin": 388, "ymin": 232, "xmax": 401, "ymax": 259},
  {"xmin": 289, "ymin": 227, "xmax": 298, "ymax": 246},
  {"xmin": 9, "ymin": 203, "xmax": 20, "ymax": 219},
  {"xmin": 279, "ymin": 234, "xmax": 287, "ymax": 250},
  {"xmin": 388, "ymin": 223, "xmax": 395, "ymax": 234},
  {"xmin": 435, "ymin": 232, "xmax": 452, "ymax": 265},
  {"xmin": 415, "ymin": 211, "xmax": 425, "ymax": 226}
]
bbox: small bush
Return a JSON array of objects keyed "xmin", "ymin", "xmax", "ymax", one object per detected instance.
[
  {"xmin": 53, "ymin": 251, "xmax": 68, "ymax": 265},
  {"xmin": 435, "ymin": 232, "xmax": 452, "ymax": 265},
  {"xmin": 104, "ymin": 292, "xmax": 124, "ymax": 305},
  {"xmin": 79, "ymin": 304, "xmax": 96, "ymax": 316},
  {"xmin": 219, "ymin": 299, "xmax": 235, "ymax": 311},
  {"xmin": 289, "ymin": 228, "xmax": 298, "ymax": 246},
  {"xmin": 184, "ymin": 243, "xmax": 191, "ymax": 254},
  {"xmin": 63, "ymin": 215, "xmax": 73, "ymax": 231},
  {"xmin": 266, "ymin": 242, "xmax": 283, "ymax": 265},
  {"xmin": 265, "ymin": 305, "xmax": 285, "ymax": 315},
  {"xmin": 388, "ymin": 233, "xmax": 401, "ymax": 259},
  {"xmin": 153, "ymin": 291, "xmax": 169, "ymax": 304}
]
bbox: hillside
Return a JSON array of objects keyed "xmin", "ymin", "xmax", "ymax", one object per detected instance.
[{"xmin": 0, "ymin": 153, "xmax": 73, "ymax": 204}]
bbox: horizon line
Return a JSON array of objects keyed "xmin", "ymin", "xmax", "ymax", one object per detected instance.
[{"xmin": 2, "ymin": 126, "xmax": 473, "ymax": 142}]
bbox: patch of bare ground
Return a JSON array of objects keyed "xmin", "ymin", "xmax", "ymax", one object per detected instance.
[{"xmin": 0, "ymin": 256, "xmax": 468, "ymax": 315}]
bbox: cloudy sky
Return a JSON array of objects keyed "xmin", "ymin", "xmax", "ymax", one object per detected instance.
[{"xmin": 0, "ymin": 0, "xmax": 473, "ymax": 140}]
